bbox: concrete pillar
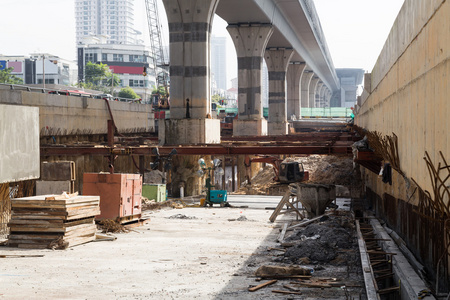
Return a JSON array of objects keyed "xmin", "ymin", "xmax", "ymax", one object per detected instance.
[
  {"xmin": 320, "ymin": 84, "xmax": 328, "ymax": 108},
  {"xmin": 160, "ymin": 0, "xmax": 220, "ymax": 145},
  {"xmin": 319, "ymin": 87, "xmax": 327, "ymax": 108},
  {"xmin": 308, "ymin": 76, "xmax": 320, "ymax": 108},
  {"xmin": 287, "ymin": 62, "xmax": 306, "ymax": 120},
  {"xmin": 265, "ymin": 48, "xmax": 294, "ymax": 135},
  {"xmin": 315, "ymin": 82, "xmax": 324, "ymax": 108},
  {"xmin": 325, "ymin": 89, "xmax": 332, "ymax": 107},
  {"xmin": 227, "ymin": 24, "xmax": 273, "ymax": 136},
  {"xmin": 301, "ymin": 70, "xmax": 314, "ymax": 108}
]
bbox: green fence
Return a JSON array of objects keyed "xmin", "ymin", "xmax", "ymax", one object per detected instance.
[
  {"xmin": 218, "ymin": 107, "xmax": 351, "ymax": 118},
  {"xmin": 300, "ymin": 107, "xmax": 352, "ymax": 118}
]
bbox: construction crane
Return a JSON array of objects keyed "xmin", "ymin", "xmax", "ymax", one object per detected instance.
[{"xmin": 145, "ymin": 0, "xmax": 169, "ymax": 109}]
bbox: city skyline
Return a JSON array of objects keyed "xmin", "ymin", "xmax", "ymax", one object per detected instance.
[{"xmin": 1, "ymin": 0, "xmax": 405, "ymax": 88}]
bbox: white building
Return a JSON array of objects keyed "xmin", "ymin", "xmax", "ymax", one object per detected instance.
[
  {"xmin": 0, "ymin": 54, "xmax": 78, "ymax": 86},
  {"xmin": 75, "ymin": 0, "xmax": 139, "ymax": 45},
  {"xmin": 77, "ymin": 36, "xmax": 156, "ymax": 102}
]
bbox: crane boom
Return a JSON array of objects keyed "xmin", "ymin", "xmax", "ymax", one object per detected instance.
[{"xmin": 145, "ymin": 0, "xmax": 168, "ymax": 88}]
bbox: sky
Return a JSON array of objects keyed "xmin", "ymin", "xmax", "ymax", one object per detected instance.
[{"xmin": 0, "ymin": 0, "xmax": 405, "ymax": 86}]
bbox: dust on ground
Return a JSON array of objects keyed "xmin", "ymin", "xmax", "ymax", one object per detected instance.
[{"xmin": 237, "ymin": 154, "xmax": 358, "ymax": 195}]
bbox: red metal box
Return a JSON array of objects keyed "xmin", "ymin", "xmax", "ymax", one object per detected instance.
[{"xmin": 82, "ymin": 173, "xmax": 142, "ymax": 222}]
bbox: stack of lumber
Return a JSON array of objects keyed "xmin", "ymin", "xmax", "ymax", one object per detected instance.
[{"xmin": 8, "ymin": 193, "xmax": 100, "ymax": 249}]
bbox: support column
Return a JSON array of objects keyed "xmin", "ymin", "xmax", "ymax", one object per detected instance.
[
  {"xmin": 319, "ymin": 85, "xmax": 327, "ymax": 108},
  {"xmin": 265, "ymin": 48, "xmax": 294, "ymax": 135},
  {"xmin": 227, "ymin": 24, "xmax": 273, "ymax": 136},
  {"xmin": 160, "ymin": 0, "xmax": 220, "ymax": 145},
  {"xmin": 300, "ymin": 70, "xmax": 313, "ymax": 109},
  {"xmin": 315, "ymin": 82, "xmax": 324, "ymax": 108},
  {"xmin": 308, "ymin": 76, "xmax": 320, "ymax": 108},
  {"xmin": 325, "ymin": 89, "xmax": 332, "ymax": 107},
  {"xmin": 287, "ymin": 62, "xmax": 306, "ymax": 120}
]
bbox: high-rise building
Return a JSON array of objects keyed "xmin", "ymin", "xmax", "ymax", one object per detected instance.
[
  {"xmin": 75, "ymin": 0, "xmax": 138, "ymax": 45},
  {"xmin": 211, "ymin": 36, "xmax": 227, "ymax": 91}
]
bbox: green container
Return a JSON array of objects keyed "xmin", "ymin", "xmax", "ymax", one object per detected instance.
[{"xmin": 142, "ymin": 184, "xmax": 166, "ymax": 202}]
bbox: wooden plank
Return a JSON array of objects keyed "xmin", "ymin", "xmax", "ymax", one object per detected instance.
[
  {"xmin": 66, "ymin": 207, "xmax": 100, "ymax": 220},
  {"xmin": 11, "ymin": 200, "xmax": 99, "ymax": 209},
  {"xmin": 63, "ymin": 234, "xmax": 96, "ymax": 248},
  {"xmin": 9, "ymin": 219, "xmax": 64, "ymax": 225},
  {"xmin": 378, "ymin": 286, "xmax": 400, "ymax": 295},
  {"xmin": 288, "ymin": 213, "xmax": 331, "ymax": 230},
  {"xmin": 269, "ymin": 190, "xmax": 291, "ymax": 222},
  {"xmin": 272, "ymin": 290, "xmax": 302, "ymax": 295},
  {"xmin": 9, "ymin": 220, "xmax": 94, "ymax": 233},
  {"xmin": 44, "ymin": 192, "xmax": 79, "ymax": 201},
  {"xmin": 248, "ymin": 280, "xmax": 277, "ymax": 292},
  {"xmin": 8, "ymin": 234, "xmax": 63, "ymax": 240},
  {"xmin": 277, "ymin": 222, "xmax": 289, "ymax": 243},
  {"xmin": 0, "ymin": 254, "xmax": 44, "ymax": 258}
]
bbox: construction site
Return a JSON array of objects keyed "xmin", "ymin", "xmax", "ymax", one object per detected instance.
[{"xmin": 1, "ymin": 0, "xmax": 449, "ymax": 299}]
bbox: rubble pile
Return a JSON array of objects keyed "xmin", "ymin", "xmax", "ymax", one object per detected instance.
[
  {"xmin": 237, "ymin": 155, "xmax": 357, "ymax": 196},
  {"xmin": 283, "ymin": 216, "xmax": 356, "ymax": 265}
]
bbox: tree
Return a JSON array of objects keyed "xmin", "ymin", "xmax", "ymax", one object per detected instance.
[
  {"xmin": 118, "ymin": 86, "xmax": 139, "ymax": 99},
  {"xmin": 80, "ymin": 61, "xmax": 121, "ymax": 94},
  {"xmin": 0, "ymin": 67, "xmax": 23, "ymax": 84},
  {"xmin": 84, "ymin": 61, "xmax": 110, "ymax": 86}
]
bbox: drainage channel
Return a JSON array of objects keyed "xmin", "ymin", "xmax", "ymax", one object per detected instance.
[{"xmin": 356, "ymin": 215, "xmax": 435, "ymax": 300}]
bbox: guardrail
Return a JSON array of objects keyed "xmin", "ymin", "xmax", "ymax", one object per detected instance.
[{"xmin": 0, "ymin": 83, "xmax": 143, "ymax": 104}]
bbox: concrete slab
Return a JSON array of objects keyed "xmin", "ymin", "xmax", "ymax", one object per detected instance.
[{"xmin": 0, "ymin": 104, "xmax": 39, "ymax": 183}]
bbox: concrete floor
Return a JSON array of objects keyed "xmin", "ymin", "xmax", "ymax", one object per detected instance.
[{"xmin": 0, "ymin": 195, "xmax": 354, "ymax": 299}]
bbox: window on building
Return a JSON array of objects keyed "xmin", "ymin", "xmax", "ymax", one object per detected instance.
[
  {"xmin": 129, "ymin": 55, "xmax": 144, "ymax": 63},
  {"xmin": 113, "ymin": 54, "xmax": 123, "ymax": 62},
  {"xmin": 129, "ymin": 79, "xmax": 144, "ymax": 87},
  {"xmin": 85, "ymin": 53, "xmax": 97, "ymax": 63}
]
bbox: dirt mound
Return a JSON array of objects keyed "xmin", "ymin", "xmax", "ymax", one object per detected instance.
[
  {"xmin": 284, "ymin": 216, "xmax": 355, "ymax": 264},
  {"xmin": 286, "ymin": 155, "xmax": 355, "ymax": 185},
  {"xmin": 285, "ymin": 239, "xmax": 338, "ymax": 263},
  {"xmin": 237, "ymin": 155, "xmax": 358, "ymax": 196}
]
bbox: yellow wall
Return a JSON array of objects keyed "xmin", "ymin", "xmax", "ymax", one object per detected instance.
[{"xmin": 357, "ymin": 0, "xmax": 449, "ymax": 196}]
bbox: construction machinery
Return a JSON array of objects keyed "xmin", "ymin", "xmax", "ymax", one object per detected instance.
[
  {"xmin": 244, "ymin": 156, "xmax": 309, "ymax": 184},
  {"xmin": 145, "ymin": 0, "xmax": 170, "ymax": 110}
]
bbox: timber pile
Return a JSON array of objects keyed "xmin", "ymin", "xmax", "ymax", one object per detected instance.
[{"xmin": 7, "ymin": 193, "xmax": 100, "ymax": 249}]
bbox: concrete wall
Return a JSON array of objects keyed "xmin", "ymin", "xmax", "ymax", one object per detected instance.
[
  {"xmin": 0, "ymin": 104, "xmax": 40, "ymax": 183},
  {"xmin": 357, "ymin": 0, "xmax": 449, "ymax": 193},
  {"xmin": 355, "ymin": 0, "xmax": 449, "ymax": 286},
  {"xmin": 0, "ymin": 89, "xmax": 155, "ymax": 136}
]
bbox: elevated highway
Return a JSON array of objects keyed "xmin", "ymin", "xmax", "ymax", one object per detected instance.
[{"xmin": 161, "ymin": 0, "xmax": 339, "ymax": 143}]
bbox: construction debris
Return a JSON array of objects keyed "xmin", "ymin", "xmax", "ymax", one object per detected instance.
[
  {"xmin": 248, "ymin": 279, "xmax": 277, "ymax": 292},
  {"xmin": 283, "ymin": 216, "xmax": 355, "ymax": 264},
  {"xmin": 167, "ymin": 214, "xmax": 197, "ymax": 220},
  {"xmin": 98, "ymin": 219, "xmax": 127, "ymax": 233},
  {"xmin": 255, "ymin": 265, "xmax": 313, "ymax": 278}
]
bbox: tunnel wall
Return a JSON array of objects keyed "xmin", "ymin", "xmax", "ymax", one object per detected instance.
[
  {"xmin": 356, "ymin": 0, "xmax": 449, "ymax": 287},
  {"xmin": 357, "ymin": 0, "xmax": 448, "ymax": 192}
]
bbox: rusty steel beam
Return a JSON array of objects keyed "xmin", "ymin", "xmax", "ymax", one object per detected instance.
[
  {"xmin": 41, "ymin": 143, "xmax": 353, "ymax": 157},
  {"xmin": 221, "ymin": 133, "xmax": 359, "ymax": 142}
]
